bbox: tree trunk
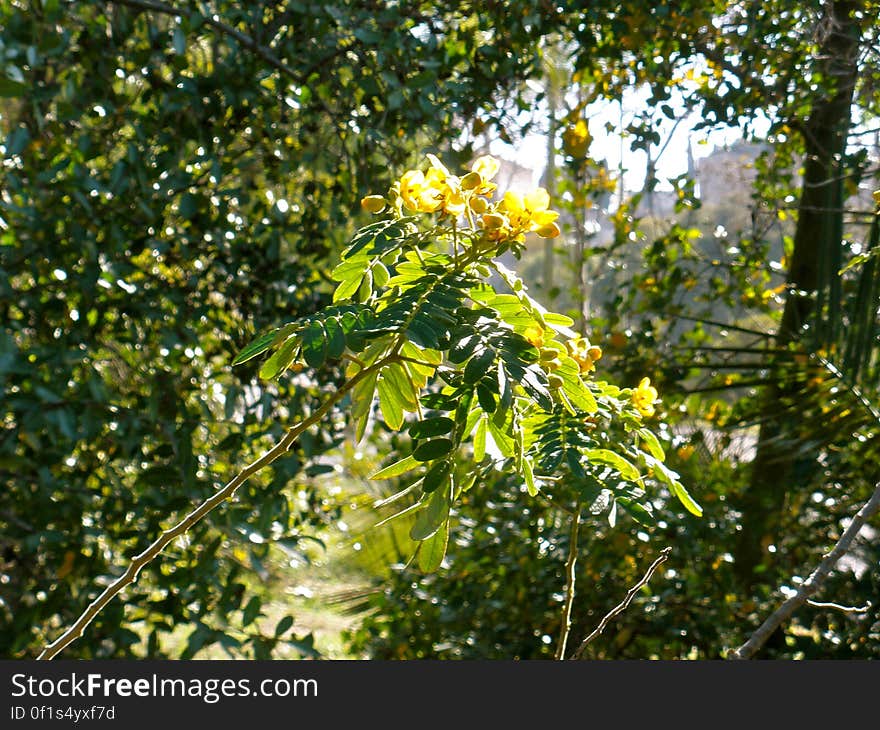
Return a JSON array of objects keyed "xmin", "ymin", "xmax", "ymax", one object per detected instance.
[{"xmin": 734, "ymin": 0, "xmax": 862, "ymax": 588}]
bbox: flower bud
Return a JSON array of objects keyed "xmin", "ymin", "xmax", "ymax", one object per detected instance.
[
  {"xmin": 360, "ymin": 195, "xmax": 386, "ymax": 214},
  {"xmin": 481, "ymin": 212, "xmax": 507, "ymax": 230},
  {"xmin": 460, "ymin": 171, "xmax": 483, "ymax": 191},
  {"xmin": 587, "ymin": 346, "xmax": 603, "ymax": 361},
  {"xmin": 469, "ymin": 196, "xmax": 489, "ymax": 214}
]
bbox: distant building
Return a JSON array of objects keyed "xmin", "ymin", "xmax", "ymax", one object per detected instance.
[{"xmin": 696, "ymin": 140, "xmax": 762, "ymax": 205}]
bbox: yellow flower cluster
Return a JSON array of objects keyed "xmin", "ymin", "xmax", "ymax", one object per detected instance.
[
  {"xmin": 631, "ymin": 377, "xmax": 658, "ymax": 418},
  {"xmin": 567, "ymin": 337, "xmax": 602, "ymax": 374},
  {"xmin": 360, "ymin": 154, "xmax": 560, "ymax": 244},
  {"xmin": 562, "ymin": 119, "xmax": 591, "ymax": 158}
]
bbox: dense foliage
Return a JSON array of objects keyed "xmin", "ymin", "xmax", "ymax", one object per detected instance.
[
  {"xmin": 3, "ymin": 0, "xmax": 880, "ymax": 660},
  {"xmin": 0, "ymin": 0, "xmax": 557, "ymax": 658}
]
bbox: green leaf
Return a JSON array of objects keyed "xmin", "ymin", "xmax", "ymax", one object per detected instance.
[
  {"xmin": 487, "ymin": 418, "xmax": 514, "ymax": 457},
  {"xmin": 617, "ymin": 496, "xmax": 655, "ymax": 526},
  {"xmin": 331, "ymin": 257, "xmax": 369, "ymax": 282},
  {"xmin": 333, "ymin": 275, "xmax": 363, "ymax": 303},
  {"xmin": 449, "ymin": 334, "xmax": 479, "ymax": 364},
  {"xmin": 370, "ymin": 454, "xmax": 419, "ymax": 480},
  {"xmin": 357, "ymin": 267, "xmax": 373, "ymax": 302},
  {"xmin": 301, "ymin": 320, "xmax": 327, "ymax": 368},
  {"xmin": 637, "ymin": 428, "xmax": 665, "ymax": 461},
  {"xmin": 464, "ymin": 347, "xmax": 495, "ymax": 384},
  {"xmin": 383, "ymin": 362, "xmax": 418, "ymax": 409},
  {"xmin": 422, "ymin": 460, "xmax": 450, "ymax": 493},
  {"xmin": 473, "ymin": 416, "xmax": 487, "ymax": 461},
  {"xmin": 585, "ymin": 448, "xmax": 641, "ymax": 482},
  {"xmin": 566, "ymin": 448, "xmax": 586, "ymax": 479},
  {"xmin": 641, "ymin": 454, "xmax": 702, "ymax": 517},
  {"xmin": 0, "ymin": 78, "xmax": 27, "ymax": 98},
  {"xmin": 542, "ymin": 312, "xmax": 575, "ymax": 328},
  {"xmin": 521, "ymin": 369, "xmax": 553, "ymax": 411},
  {"xmin": 373, "ymin": 479, "xmax": 422, "ymax": 508},
  {"xmin": 409, "ymin": 416, "xmax": 454, "ymax": 439},
  {"xmin": 476, "ymin": 383, "xmax": 496, "ymax": 413},
  {"xmin": 418, "ymin": 520, "xmax": 449, "ymax": 572},
  {"xmin": 671, "ymin": 480, "xmax": 703, "ymax": 517},
  {"xmin": 242, "ymin": 596, "xmax": 262, "ymax": 627},
  {"xmin": 274, "ymin": 615, "xmax": 294, "ymax": 637},
  {"xmin": 233, "ymin": 328, "xmax": 283, "ymax": 366},
  {"xmin": 522, "ymin": 457, "xmax": 538, "ymax": 496},
  {"xmin": 351, "ymin": 370, "xmax": 379, "ymax": 442},
  {"xmin": 377, "ymin": 375, "xmax": 404, "ymax": 429},
  {"xmin": 258, "ymin": 337, "xmax": 298, "ymax": 379},
  {"xmin": 324, "ymin": 317, "xmax": 346, "ymax": 360},
  {"xmin": 372, "ymin": 261, "xmax": 390, "ymax": 288},
  {"xmin": 413, "ymin": 438, "xmax": 454, "ymax": 462},
  {"xmin": 410, "ymin": 486, "xmax": 450, "ymax": 540},
  {"xmin": 557, "ymin": 358, "xmax": 598, "ymax": 413},
  {"xmin": 374, "ymin": 499, "xmax": 423, "ymax": 528}
]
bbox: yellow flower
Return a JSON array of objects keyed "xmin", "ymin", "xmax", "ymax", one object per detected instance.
[
  {"xmin": 523, "ymin": 325, "xmax": 544, "ymax": 347},
  {"xmin": 402, "ymin": 154, "xmax": 469, "ymax": 216},
  {"xmin": 399, "ymin": 169, "xmax": 443, "ymax": 213},
  {"xmin": 562, "ymin": 119, "xmax": 591, "ymax": 158},
  {"xmin": 472, "ymin": 155, "xmax": 500, "ymax": 180},
  {"xmin": 567, "ymin": 336, "xmax": 599, "ymax": 374},
  {"xmin": 500, "ymin": 188, "xmax": 560, "ymax": 238},
  {"xmin": 632, "ymin": 377, "xmax": 658, "ymax": 418},
  {"xmin": 443, "ymin": 186, "xmax": 467, "ymax": 216}
]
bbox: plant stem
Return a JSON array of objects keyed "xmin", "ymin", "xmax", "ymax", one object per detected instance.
[
  {"xmin": 570, "ymin": 547, "xmax": 671, "ymax": 659},
  {"xmin": 554, "ymin": 502, "xmax": 581, "ymax": 660},
  {"xmin": 36, "ymin": 359, "xmax": 388, "ymax": 660}
]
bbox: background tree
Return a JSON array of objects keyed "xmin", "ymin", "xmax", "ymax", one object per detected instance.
[{"xmin": 0, "ymin": 0, "xmax": 558, "ymax": 658}]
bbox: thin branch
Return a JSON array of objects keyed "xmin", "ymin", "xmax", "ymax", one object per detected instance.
[
  {"xmin": 570, "ymin": 547, "xmax": 672, "ymax": 660},
  {"xmin": 554, "ymin": 503, "xmax": 582, "ymax": 661},
  {"xmin": 806, "ymin": 599, "xmax": 871, "ymax": 614},
  {"xmin": 106, "ymin": 0, "xmax": 304, "ymax": 82},
  {"xmin": 730, "ymin": 481, "xmax": 880, "ymax": 659},
  {"xmin": 36, "ymin": 360, "xmax": 387, "ymax": 660}
]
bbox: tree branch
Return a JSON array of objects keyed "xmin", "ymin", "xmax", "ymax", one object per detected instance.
[
  {"xmin": 806, "ymin": 599, "xmax": 871, "ymax": 614},
  {"xmin": 106, "ymin": 0, "xmax": 306, "ymax": 83},
  {"xmin": 730, "ymin": 481, "xmax": 880, "ymax": 659},
  {"xmin": 554, "ymin": 503, "xmax": 582, "ymax": 660},
  {"xmin": 36, "ymin": 360, "xmax": 387, "ymax": 660},
  {"xmin": 570, "ymin": 546, "xmax": 672, "ymax": 660}
]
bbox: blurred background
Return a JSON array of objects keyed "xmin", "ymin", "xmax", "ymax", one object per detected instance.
[{"xmin": 2, "ymin": 0, "xmax": 880, "ymax": 659}]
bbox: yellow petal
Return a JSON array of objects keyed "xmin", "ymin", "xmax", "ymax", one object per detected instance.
[
  {"xmin": 532, "ymin": 210, "xmax": 559, "ymax": 225},
  {"xmin": 502, "ymin": 190, "xmax": 525, "ymax": 212},
  {"xmin": 443, "ymin": 189, "xmax": 466, "ymax": 215},
  {"xmin": 472, "ymin": 155, "xmax": 500, "ymax": 182},
  {"xmin": 535, "ymin": 221, "xmax": 561, "ymax": 238},
  {"xmin": 524, "ymin": 188, "xmax": 550, "ymax": 211},
  {"xmin": 426, "ymin": 153, "xmax": 450, "ymax": 177}
]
